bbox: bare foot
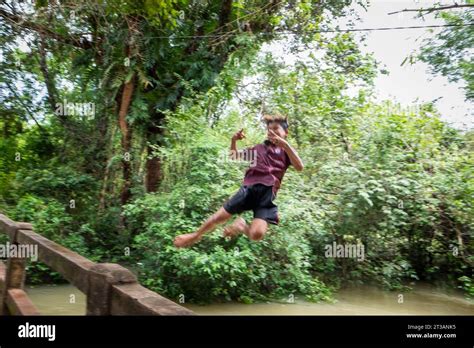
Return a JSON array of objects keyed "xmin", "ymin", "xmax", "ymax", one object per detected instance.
[
  {"xmin": 174, "ymin": 232, "xmax": 202, "ymax": 248},
  {"xmin": 223, "ymin": 217, "xmax": 247, "ymax": 238}
]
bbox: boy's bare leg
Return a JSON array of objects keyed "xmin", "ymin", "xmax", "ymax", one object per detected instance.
[
  {"xmin": 223, "ymin": 216, "xmax": 249, "ymax": 238},
  {"xmin": 174, "ymin": 207, "xmax": 232, "ymax": 248},
  {"xmin": 224, "ymin": 217, "xmax": 268, "ymax": 241},
  {"xmin": 247, "ymin": 218, "xmax": 268, "ymax": 241}
]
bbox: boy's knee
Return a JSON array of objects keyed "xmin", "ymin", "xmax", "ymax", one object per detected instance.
[{"xmin": 248, "ymin": 229, "xmax": 265, "ymax": 241}]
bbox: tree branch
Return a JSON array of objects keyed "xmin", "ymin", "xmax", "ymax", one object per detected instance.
[
  {"xmin": 3, "ymin": 80, "xmax": 46, "ymax": 132},
  {"xmin": 0, "ymin": 8, "xmax": 93, "ymax": 49},
  {"xmin": 36, "ymin": 35, "xmax": 59, "ymax": 114},
  {"xmin": 388, "ymin": 4, "xmax": 474, "ymax": 15}
]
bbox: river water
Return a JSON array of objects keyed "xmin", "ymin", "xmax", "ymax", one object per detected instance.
[{"xmin": 25, "ymin": 283, "xmax": 474, "ymax": 315}]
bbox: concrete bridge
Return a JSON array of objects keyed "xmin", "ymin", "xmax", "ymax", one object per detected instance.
[{"xmin": 0, "ymin": 213, "xmax": 194, "ymax": 315}]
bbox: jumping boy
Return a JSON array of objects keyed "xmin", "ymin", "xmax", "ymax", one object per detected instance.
[{"xmin": 173, "ymin": 113, "xmax": 304, "ymax": 248}]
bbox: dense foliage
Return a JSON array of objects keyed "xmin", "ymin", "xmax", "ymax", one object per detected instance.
[{"xmin": 417, "ymin": 8, "xmax": 474, "ymax": 101}]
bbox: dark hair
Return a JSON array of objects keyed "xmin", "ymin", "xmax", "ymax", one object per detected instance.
[{"xmin": 262, "ymin": 113, "xmax": 289, "ymax": 131}]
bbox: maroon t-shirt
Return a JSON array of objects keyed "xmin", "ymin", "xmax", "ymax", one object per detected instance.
[{"xmin": 242, "ymin": 140, "xmax": 292, "ymax": 194}]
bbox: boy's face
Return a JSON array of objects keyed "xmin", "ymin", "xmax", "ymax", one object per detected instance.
[{"xmin": 266, "ymin": 121, "xmax": 287, "ymax": 139}]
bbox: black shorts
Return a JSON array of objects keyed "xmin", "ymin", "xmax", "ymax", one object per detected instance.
[{"xmin": 223, "ymin": 184, "xmax": 279, "ymax": 225}]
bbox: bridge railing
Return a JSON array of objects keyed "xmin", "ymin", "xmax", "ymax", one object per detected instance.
[{"xmin": 0, "ymin": 213, "xmax": 194, "ymax": 315}]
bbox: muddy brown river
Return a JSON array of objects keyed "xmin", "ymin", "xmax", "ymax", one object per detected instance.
[{"xmin": 25, "ymin": 283, "xmax": 474, "ymax": 315}]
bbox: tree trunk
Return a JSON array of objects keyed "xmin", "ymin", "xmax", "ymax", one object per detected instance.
[
  {"xmin": 118, "ymin": 77, "xmax": 135, "ymax": 206},
  {"xmin": 98, "ymin": 122, "xmax": 117, "ymax": 211},
  {"xmin": 145, "ymin": 145, "xmax": 162, "ymax": 192},
  {"xmin": 144, "ymin": 110, "xmax": 165, "ymax": 193},
  {"xmin": 36, "ymin": 34, "xmax": 63, "ymax": 123}
]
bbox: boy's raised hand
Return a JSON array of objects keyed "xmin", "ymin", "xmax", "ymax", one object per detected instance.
[
  {"xmin": 268, "ymin": 129, "xmax": 288, "ymax": 147},
  {"xmin": 232, "ymin": 128, "xmax": 245, "ymax": 141}
]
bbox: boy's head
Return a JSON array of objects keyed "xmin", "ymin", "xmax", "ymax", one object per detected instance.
[{"xmin": 262, "ymin": 113, "xmax": 289, "ymax": 139}]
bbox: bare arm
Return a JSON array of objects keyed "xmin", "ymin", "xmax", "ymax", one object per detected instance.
[
  {"xmin": 268, "ymin": 129, "xmax": 304, "ymax": 171},
  {"xmin": 282, "ymin": 142, "xmax": 304, "ymax": 171},
  {"xmin": 230, "ymin": 128, "xmax": 245, "ymax": 160}
]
